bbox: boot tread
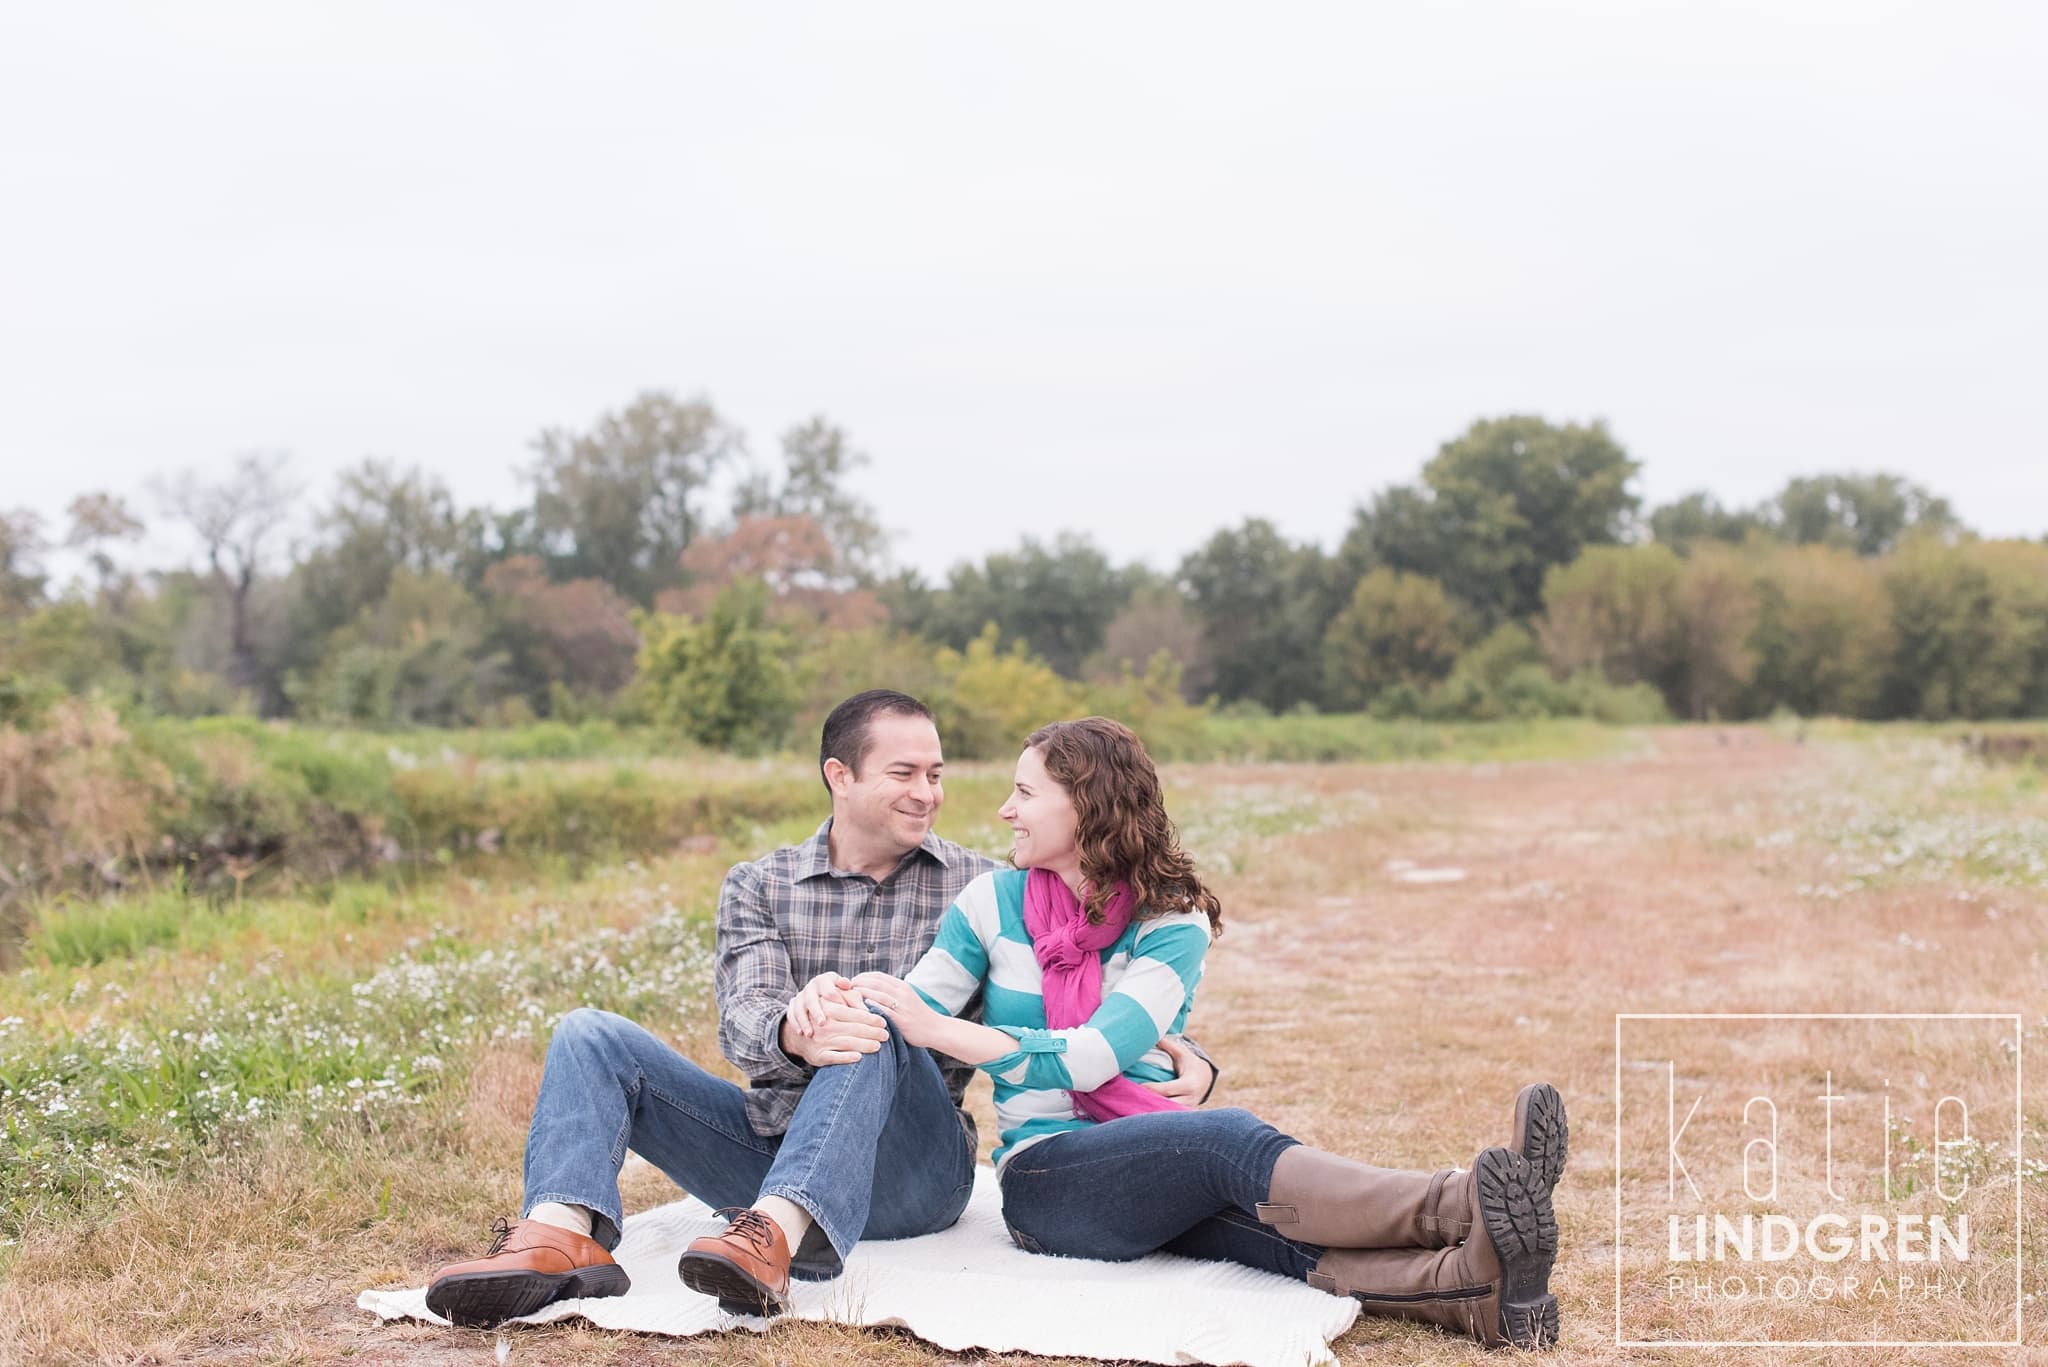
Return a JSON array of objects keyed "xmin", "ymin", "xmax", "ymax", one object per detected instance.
[
  {"xmin": 1475, "ymin": 1147, "xmax": 1560, "ymax": 1349},
  {"xmin": 1514, "ymin": 1082, "xmax": 1570, "ymax": 1194}
]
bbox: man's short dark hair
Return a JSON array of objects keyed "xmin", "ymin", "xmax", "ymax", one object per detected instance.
[{"xmin": 819, "ymin": 690, "xmax": 936, "ymax": 794}]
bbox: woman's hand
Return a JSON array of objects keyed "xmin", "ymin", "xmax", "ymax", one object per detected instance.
[
  {"xmin": 1142, "ymin": 1036, "xmax": 1214, "ymax": 1103},
  {"xmin": 788, "ymin": 970, "xmax": 861, "ymax": 1036},
  {"xmin": 850, "ymin": 971, "xmax": 941, "ymax": 1048},
  {"xmin": 781, "ymin": 971, "xmax": 887, "ymax": 1066}
]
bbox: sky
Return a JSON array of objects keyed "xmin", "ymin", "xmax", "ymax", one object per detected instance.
[{"xmin": 3, "ymin": 1, "xmax": 2043, "ymax": 583}]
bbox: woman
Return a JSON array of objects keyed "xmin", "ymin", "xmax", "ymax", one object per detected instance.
[{"xmin": 848, "ymin": 717, "xmax": 1568, "ymax": 1350}]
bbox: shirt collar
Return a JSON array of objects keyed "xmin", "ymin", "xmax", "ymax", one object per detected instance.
[
  {"xmin": 796, "ymin": 817, "xmax": 953, "ymax": 881},
  {"xmin": 915, "ymin": 827, "xmax": 955, "ymax": 868}
]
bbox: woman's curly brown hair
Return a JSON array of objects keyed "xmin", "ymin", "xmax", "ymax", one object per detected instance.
[{"xmin": 1021, "ymin": 717, "xmax": 1223, "ymax": 936}]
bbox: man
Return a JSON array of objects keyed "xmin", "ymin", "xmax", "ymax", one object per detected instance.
[{"xmin": 424, "ymin": 689, "xmax": 1214, "ymax": 1325}]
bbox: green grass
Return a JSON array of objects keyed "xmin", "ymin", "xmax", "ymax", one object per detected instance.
[
  {"xmin": 0, "ymin": 867, "xmax": 724, "ymax": 1238},
  {"xmin": 18, "ymin": 877, "xmax": 470, "ymax": 972},
  {"xmin": 24, "ymin": 893, "xmax": 192, "ymax": 967}
]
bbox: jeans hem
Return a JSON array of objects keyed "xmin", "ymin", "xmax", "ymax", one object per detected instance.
[{"xmin": 757, "ymin": 1182, "xmax": 846, "ymax": 1266}]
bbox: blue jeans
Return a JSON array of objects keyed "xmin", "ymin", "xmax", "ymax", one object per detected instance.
[
  {"xmin": 523, "ymin": 1007, "xmax": 975, "ymax": 1278},
  {"xmin": 997, "ymin": 1108, "xmax": 1322, "ymax": 1279}
]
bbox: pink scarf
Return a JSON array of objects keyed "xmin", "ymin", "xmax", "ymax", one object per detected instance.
[{"xmin": 1023, "ymin": 866, "xmax": 1188, "ymax": 1124}]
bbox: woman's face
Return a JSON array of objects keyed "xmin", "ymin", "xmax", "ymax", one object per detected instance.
[{"xmin": 999, "ymin": 745, "xmax": 1079, "ymax": 872}]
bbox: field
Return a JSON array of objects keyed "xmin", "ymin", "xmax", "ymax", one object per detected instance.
[{"xmin": 3, "ymin": 724, "xmax": 2044, "ymax": 1365}]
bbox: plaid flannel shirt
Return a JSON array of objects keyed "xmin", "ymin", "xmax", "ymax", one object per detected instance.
[{"xmin": 715, "ymin": 819, "xmax": 994, "ymax": 1138}]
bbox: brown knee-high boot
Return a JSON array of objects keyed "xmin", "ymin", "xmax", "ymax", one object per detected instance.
[
  {"xmin": 1256, "ymin": 1080, "xmax": 1569, "ymax": 1251},
  {"xmin": 1310, "ymin": 1148, "xmax": 1559, "ymax": 1350},
  {"xmin": 1255, "ymin": 1146, "xmax": 1474, "ymax": 1248}
]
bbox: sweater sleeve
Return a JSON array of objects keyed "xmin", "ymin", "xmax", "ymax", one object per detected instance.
[
  {"xmin": 903, "ymin": 899, "xmax": 988, "ymax": 1018},
  {"xmin": 975, "ymin": 916, "xmax": 1208, "ymax": 1092}
]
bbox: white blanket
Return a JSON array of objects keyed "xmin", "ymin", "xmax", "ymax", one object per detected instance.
[{"xmin": 359, "ymin": 1167, "xmax": 1360, "ymax": 1366}]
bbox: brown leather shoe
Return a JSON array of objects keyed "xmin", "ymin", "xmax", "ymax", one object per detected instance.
[
  {"xmin": 425, "ymin": 1216, "xmax": 629, "ymax": 1327},
  {"xmin": 1511, "ymin": 1082, "xmax": 1569, "ymax": 1195},
  {"xmin": 677, "ymin": 1207, "xmax": 792, "ymax": 1316}
]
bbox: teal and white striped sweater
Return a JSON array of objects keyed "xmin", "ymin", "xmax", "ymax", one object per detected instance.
[{"xmin": 905, "ymin": 867, "xmax": 1211, "ymax": 1167}]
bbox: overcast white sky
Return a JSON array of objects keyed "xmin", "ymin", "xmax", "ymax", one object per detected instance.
[{"xmin": 3, "ymin": 2, "xmax": 2043, "ymax": 582}]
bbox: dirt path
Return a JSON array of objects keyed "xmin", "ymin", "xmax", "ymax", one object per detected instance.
[{"xmin": 1196, "ymin": 729, "xmax": 2040, "ymax": 1363}]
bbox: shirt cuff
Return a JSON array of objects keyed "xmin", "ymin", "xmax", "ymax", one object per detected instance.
[
  {"xmin": 975, "ymin": 1026, "xmax": 1067, "ymax": 1078},
  {"xmin": 732, "ymin": 1002, "xmax": 812, "ymax": 1083}
]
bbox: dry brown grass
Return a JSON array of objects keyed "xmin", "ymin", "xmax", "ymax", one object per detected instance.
[{"xmin": 4, "ymin": 729, "xmax": 2043, "ymax": 1366}]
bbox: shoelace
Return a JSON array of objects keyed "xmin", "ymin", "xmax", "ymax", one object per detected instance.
[
  {"xmin": 483, "ymin": 1216, "xmax": 515, "ymax": 1257},
  {"xmin": 711, "ymin": 1206, "xmax": 783, "ymax": 1254}
]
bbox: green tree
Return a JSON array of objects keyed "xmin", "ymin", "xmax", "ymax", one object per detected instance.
[
  {"xmin": 1422, "ymin": 622, "xmax": 1552, "ymax": 721},
  {"xmin": 1770, "ymin": 474, "xmax": 1958, "ymax": 556},
  {"xmin": 1743, "ymin": 544, "xmax": 1892, "ymax": 717},
  {"xmin": 1322, "ymin": 569, "xmax": 1464, "ymax": 709},
  {"xmin": 1342, "ymin": 416, "xmax": 1640, "ymax": 626},
  {"xmin": 876, "ymin": 568, "xmax": 938, "ymax": 640},
  {"xmin": 6, "ymin": 602, "xmax": 126, "ymax": 696},
  {"xmin": 315, "ymin": 460, "xmax": 489, "ymax": 586},
  {"xmin": 1336, "ymin": 484, "xmax": 1441, "ymax": 595},
  {"xmin": 1648, "ymin": 492, "xmax": 1770, "ymax": 552},
  {"xmin": 1670, "ymin": 543, "xmax": 1760, "ymax": 720},
  {"xmin": 284, "ymin": 461, "xmax": 497, "ymax": 690},
  {"xmin": 303, "ymin": 570, "xmax": 509, "ymax": 725},
  {"xmin": 637, "ymin": 579, "xmax": 800, "ymax": 751},
  {"xmin": 529, "ymin": 390, "xmax": 740, "ymax": 602},
  {"xmin": 1178, "ymin": 519, "xmax": 1342, "ymax": 710},
  {"xmin": 1881, "ymin": 540, "xmax": 2048, "ymax": 719},
  {"xmin": 1450, "ymin": 622, "xmax": 1546, "ymax": 692},
  {"xmin": 918, "ymin": 535, "xmax": 1135, "ymax": 679},
  {"xmin": 1089, "ymin": 576, "xmax": 1211, "ymax": 700},
  {"xmin": 1537, "ymin": 544, "xmax": 1682, "ymax": 691}
]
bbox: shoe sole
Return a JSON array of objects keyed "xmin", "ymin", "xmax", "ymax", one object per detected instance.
[
  {"xmin": 1511, "ymin": 1082, "xmax": 1570, "ymax": 1194},
  {"xmin": 425, "ymin": 1262, "xmax": 630, "ymax": 1327},
  {"xmin": 677, "ymin": 1249, "xmax": 790, "ymax": 1317},
  {"xmin": 1474, "ymin": 1146, "xmax": 1560, "ymax": 1350}
]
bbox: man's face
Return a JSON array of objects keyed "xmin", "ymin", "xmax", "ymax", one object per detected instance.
[{"xmin": 831, "ymin": 713, "xmax": 946, "ymax": 855}]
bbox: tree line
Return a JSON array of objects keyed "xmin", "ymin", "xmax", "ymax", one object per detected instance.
[{"xmin": 2, "ymin": 393, "xmax": 2042, "ymax": 749}]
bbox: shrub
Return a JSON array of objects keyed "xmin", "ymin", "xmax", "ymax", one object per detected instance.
[
  {"xmin": 1323, "ymin": 569, "xmax": 1464, "ymax": 710},
  {"xmin": 930, "ymin": 625, "xmax": 1083, "ymax": 760},
  {"xmin": 0, "ymin": 699, "xmax": 178, "ymax": 893},
  {"xmin": 637, "ymin": 579, "xmax": 801, "ymax": 753},
  {"xmin": 1082, "ymin": 650, "xmax": 1209, "ymax": 761}
]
